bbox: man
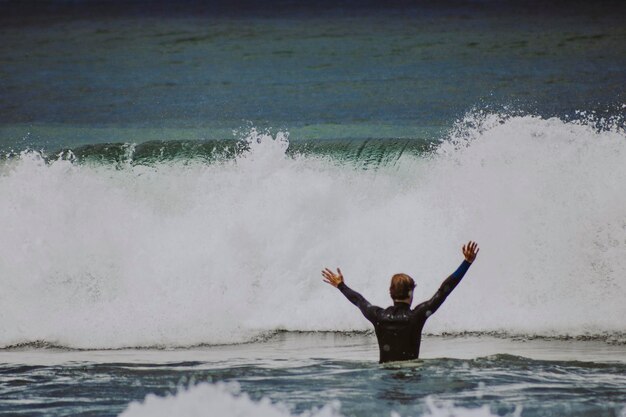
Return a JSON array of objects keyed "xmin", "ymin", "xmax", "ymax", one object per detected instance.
[{"xmin": 322, "ymin": 241, "xmax": 479, "ymax": 363}]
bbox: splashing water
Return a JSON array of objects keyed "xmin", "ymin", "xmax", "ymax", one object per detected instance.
[{"xmin": 0, "ymin": 114, "xmax": 625, "ymax": 348}]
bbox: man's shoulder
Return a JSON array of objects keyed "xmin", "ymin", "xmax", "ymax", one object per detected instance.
[{"xmin": 411, "ymin": 301, "xmax": 432, "ymax": 317}]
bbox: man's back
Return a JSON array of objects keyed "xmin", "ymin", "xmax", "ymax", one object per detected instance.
[
  {"xmin": 337, "ymin": 281, "xmax": 450, "ymax": 363},
  {"xmin": 374, "ymin": 303, "xmax": 426, "ymax": 362},
  {"xmin": 324, "ymin": 242, "xmax": 479, "ymax": 363}
]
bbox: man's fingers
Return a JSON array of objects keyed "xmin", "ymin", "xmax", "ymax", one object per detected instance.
[
  {"xmin": 465, "ymin": 241, "xmax": 479, "ymax": 258},
  {"xmin": 463, "ymin": 241, "xmax": 479, "ymax": 260},
  {"xmin": 322, "ymin": 278, "xmax": 337, "ymax": 286},
  {"xmin": 323, "ymin": 267, "xmax": 344, "ymax": 280},
  {"xmin": 322, "ymin": 268, "xmax": 341, "ymax": 282}
]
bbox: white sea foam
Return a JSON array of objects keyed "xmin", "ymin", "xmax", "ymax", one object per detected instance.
[
  {"xmin": 118, "ymin": 382, "xmax": 341, "ymax": 417},
  {"xmin": 118, "ymin": 382, "xmax": 514, "ymax": 417},
  {"xmin": 0, "ymin": 115, "xmax": 625, "ymax": 348}
]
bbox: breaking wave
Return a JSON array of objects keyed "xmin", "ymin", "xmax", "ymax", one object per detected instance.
[{"xmin": 1, "ymin": 113, "xmax": 625, "ymax": 349}]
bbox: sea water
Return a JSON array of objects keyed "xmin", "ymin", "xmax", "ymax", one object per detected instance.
[
  {"xmin": 2, "ymin": 334, "xmax": 626, "ymax": 416},
  {"xmin": 1, "ymin": 1, "xmax": 625, "ymax": 416}
]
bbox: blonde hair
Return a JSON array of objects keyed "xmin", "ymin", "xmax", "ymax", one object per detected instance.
[{"xmin": 389, "ymin": 273, "xmax": 416, "ymax": 300}]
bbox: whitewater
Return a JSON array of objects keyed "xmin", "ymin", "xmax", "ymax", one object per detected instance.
[
  {"xmin": 1, "ymin": 113, "xmax": 625, "ymax": 349},
  {"xmin": 119, "ymin": 381, "xmax": 521, "ymax": 417}
]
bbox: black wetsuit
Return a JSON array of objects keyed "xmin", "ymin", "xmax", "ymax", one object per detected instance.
[{"xmin": 337, "ymin": 260, "xmax": 472, "ymax": 363}]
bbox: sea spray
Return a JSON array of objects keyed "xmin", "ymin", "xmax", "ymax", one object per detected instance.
[{"xmin": 0, "ymin": 114, "xmax": 625, "ymax": 348}]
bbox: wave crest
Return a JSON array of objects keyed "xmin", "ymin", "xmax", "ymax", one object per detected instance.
[{"xmin": 1, "ymin": 113, "xmax": 625, "ymax": 349}]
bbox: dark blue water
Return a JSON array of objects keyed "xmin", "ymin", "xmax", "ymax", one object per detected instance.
[
  {"xmin": 1, "ymin": 0, "xmax": 624, "ymax": 151},
  {"xmin": 1, "ymin": 348, "xmax": 625, "ymax": 417}
]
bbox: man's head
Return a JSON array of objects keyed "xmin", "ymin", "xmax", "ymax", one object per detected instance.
[{"xmin": 389, "ymin": 273, "xmax": 415, "ymax": 304}]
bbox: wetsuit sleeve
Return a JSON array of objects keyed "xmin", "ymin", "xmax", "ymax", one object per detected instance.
[
  {"xmin": 414, "ymin": 260, "xmax": 471, "ymax": 317},
  {"xmin": 337, "ymin": 282, "xmax": 382, "ymax": 324}
]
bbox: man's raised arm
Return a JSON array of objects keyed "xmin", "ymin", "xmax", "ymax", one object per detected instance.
[
  {"xmin": 414, "ymin": 241, "xmax": 479, "ymax": 317},
  {"xmin": 322, "ymin": 268, "xmax": 381, "ymax": 323}
]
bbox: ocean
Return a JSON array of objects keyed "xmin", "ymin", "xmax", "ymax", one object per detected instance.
[{"xmin": 1, "ymin": 1, "xmax": 625, "ymax": 416}]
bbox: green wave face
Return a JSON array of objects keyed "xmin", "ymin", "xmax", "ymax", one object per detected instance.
[{"xmin": 5, "ymin": 138, "xmax": 436, "ymax": 168}]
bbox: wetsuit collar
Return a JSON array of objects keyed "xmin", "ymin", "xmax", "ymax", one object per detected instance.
[{"xmin": 393, "ymin": 301, "xmax": 411, "ymax": 308}]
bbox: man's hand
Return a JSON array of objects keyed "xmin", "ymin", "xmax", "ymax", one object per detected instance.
[
  {"xmin": 462, "ymin": 241, "xmax": 479, "ymax": 263},
  {"xmin": 322, "ymin": 268, "xmax": 344, "ymax": 288}
]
